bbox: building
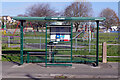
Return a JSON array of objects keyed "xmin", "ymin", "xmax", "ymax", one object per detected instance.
[
  {"xmin": 1, "ymin": 16, "xmax": 16, "ymax": 24},
  {"xmin": 110, "ymin": 26, "xmax": 118, "ymax": 31},
  {"xmin": 99, "ymin": 26, "xmax": 107, "ymax": 33}
]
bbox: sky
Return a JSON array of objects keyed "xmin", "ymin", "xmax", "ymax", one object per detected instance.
[{"xmin": 1, "ymin": 1, "xmax": 118, "ymax": 17}]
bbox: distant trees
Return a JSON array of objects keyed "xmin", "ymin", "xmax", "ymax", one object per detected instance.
[
  {"xmin": 64, "ymin": 2, "xmax": 93, "ymax": 31},
  {"xmin": 22, "ymin": 3, "xmax": 59, "ymax": 31},
  {"xmin": 100, "ymin": 8, "xmax": 119, "ymax": 29},
  {"xmin": 16, "ymin": 3, "xmax": 119, "ymax": 32},
  {"xmin": 25, "ymin": 3, "xmax": 58, "ymax": 17},
  {"xmin": 17, "ymin": 2, "xmax": 93, "ymax": 32},
  {"xmin": 17, "ymin": 14, "xmax": 28, "ymax": 17}
]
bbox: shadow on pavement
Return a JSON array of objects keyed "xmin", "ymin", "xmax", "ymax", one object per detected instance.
[
  {"xmin": 2, "ymin": 55, "xmax": 21, "ymax": 66},
  {"xmin": 36, "ymin": 63, "xmax": 45, "ymax": 67},
  {"xmin": 25, "ymin": 74, "xmax": 40, "ymax": 80}
]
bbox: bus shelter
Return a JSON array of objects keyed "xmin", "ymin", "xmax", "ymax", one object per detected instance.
[{"xmin": 13, "ymin": 17, "xmax": 106, "ymax": 67}]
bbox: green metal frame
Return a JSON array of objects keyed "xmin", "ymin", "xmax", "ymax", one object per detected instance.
[
  {"xmin": 96, "ymin": 21, "xmax": 99, "ymax": 66},
  {"xmin": 13, "ymin": 17, "xmax": 105, "ymax": 66},
  {"xmin": 20, "ymin": 21, "xmax": 24, "ymax": 65},
  {"xmin": 27, "ymin": 52, "xmax": 30, "ymax": 63},
  {"xmin": 45, "ymin": 23, "xmax": 73, "ymax": 66},
  {"xmin": 13, "ymin": 17, "xmax": 106, "ymax": 21},
  {"xmin": 71, "ymin": 23, "xmax": 73, "ymax": 63},
  {"xmin": 45, "ymin": 23, "xmax": 48, "ymax": 67}
]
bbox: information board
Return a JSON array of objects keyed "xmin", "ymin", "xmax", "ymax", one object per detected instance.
[{"xmin": 50, "ymin": 25, "xmax": 71, "ymax": 42}]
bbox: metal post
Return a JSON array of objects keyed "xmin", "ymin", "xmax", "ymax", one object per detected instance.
[
  {"xmin": 27, "ymin": 52, "xmax": 29, "ymax": 63},
  {"xmin": 8, "ymin": 36, "xmax": 10, "ymax": 47},
  {"xmin": 49, "ymin": 46, "xmax": 52, "ymax": 62},
  {"xmin": 52, "ymin": 52, "xmax": 54, "ymax": 63},
  {"xmin": 71, "ymin": 23, "xmax": 73, "ymax": 63},
  {"xmin": 83, "ymin": 24, "xmax": 85, "ymax": 41},
  {"xmin": 89, "ymin": 22, "xmax": 91, "ymax": 53},
  {"xmin": 96, "ymin": 21, "xmax": 99, "ymax": 66},
  {"xmin": 0, "ymin": 24, "xmax": 2, "ymax": 60},
  {"xmin": 87, "ymin": 24, "xmax": 88, "ymax": 40},
  {"xmin": 40, "ymin": 37, "xmax": 41, "ymax": 49},
  {"xmin": 45, "ymin": 23, "xmax": 47, "ymax": 67},
  {"xmin": 20, "ymin": 21, "xmax": 24, "ymax": 65},
  {"xmin": 75, "ymin": 38, "xmax": 77, "ymax": 51}
]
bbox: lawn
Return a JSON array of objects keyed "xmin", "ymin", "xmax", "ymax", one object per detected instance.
[{"xmin": 2, "ymin": 31, "xmax": 119, "ymax": 62}]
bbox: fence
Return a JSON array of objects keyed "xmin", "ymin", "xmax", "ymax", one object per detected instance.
[
  {"xmin": 2, "ymin": 30, "xmax": 119, "ymax": 63},
  {"xmin": 2, "ymin": 32, "xmax": 119, "ymax": 53},
  {"xmin": 2, "ymin": 36, "xmax": 20, "ymax": 48}
]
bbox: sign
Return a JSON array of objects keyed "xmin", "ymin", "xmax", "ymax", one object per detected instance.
[
  {"xmin": 50, "ymin": 25, "xmax": 71, "ymax": 42},
  {"xmin": 50, "ymin": 35, "xmax": 70, "ymax": 41}
]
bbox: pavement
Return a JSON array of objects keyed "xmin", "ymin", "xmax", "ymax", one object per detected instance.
[{"xmin": 1, "ymin": 61, "xmax": 119, "ymax": 79}]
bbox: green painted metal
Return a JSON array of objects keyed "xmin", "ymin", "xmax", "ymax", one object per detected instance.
[
  {"xmin": 52, "ymin": 52, "xmax": 54, "ymax": 63},
  {"xmin": 28, "ymin": 60, "xmax": 48, "ymax": 63},
  {"xmin": 14, "ymin": 17, "xmax": 106, "ymax": 66},
  {"xmin": 55, "ymin": 60, "xmax": 96, "ymax": 63},
  {"xmin": 70, "ymin": 17, "xmax": 106, "ymax": 21},
  {"xmin": 13, "ymin": 17, "xmax": 45, "ymax": 21},
  {"xmin": 13, "ymin": 17, "xmax": 106, "ymax": 21},
  {"xmin": 20, "ymin": 21, "xmax": 24, "ymax": 65},
  {"xmin": 27, "ymin": 52, "xmax": 29, "ymax": 63},
  {"xmin": 96, "ymin": 21, "xmax": 99, "ymax": 66},
  {"xmin": 4, "ymin": 25, "xmax": 6, "ymax": 29},
  {"xmin": 45, "ymin": 23, "xmax": 48, "ymax": 67},
  {"xmin": 71, "ymin": 23, "xmax": 73, "ymax": 63},
  {"xmin": 45, "ymin": 24, "xmax": 73, "ymax": 66},
  {"xmin": 24, "ymin": 60, "xmax": 95, "ymax": 63},
  {"xmin": 2, "ymin": 25, "xmax": 4, "ymax": 29},
  {"xmin": 46, "ymin": 64, "xmax": 72, "ymax": 66}
]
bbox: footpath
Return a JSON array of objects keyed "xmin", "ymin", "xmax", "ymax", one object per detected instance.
[{"xmin": 1, "ymin": 61, "xmax": 119, "ymax": 80}]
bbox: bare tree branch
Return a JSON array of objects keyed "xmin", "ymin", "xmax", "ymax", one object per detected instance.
[
  {"xmin": 25, "ymin": 3, "xmax": 58, "ymax": 31},
  {"xmin": 99, "ymin": 8, "xmax": 119, "ymax": 29},
  {"xmin": 64, "ymin": 2, "xmax": 93, "ymax": 31}
]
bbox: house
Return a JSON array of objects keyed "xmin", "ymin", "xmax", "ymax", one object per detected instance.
[
  {"xmin": 2, "ymin": 16, "xmax": 15, "ymax": 24},
  {"xmin": 99, "ymin": 26, "xmax": 107, "ymax": 33},
  {"xmin": 110, "ymin": 26, "xmax": 118, "ymax": 31}
]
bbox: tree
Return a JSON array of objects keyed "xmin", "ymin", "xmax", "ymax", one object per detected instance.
[
  {"xmin": 26, "ymin": 3, "xmax": 58, "ymax": 17},
  {"xmin": 64, "ymin": 2, "xmax": 93, "ymax": 31},
  {"xmin": 17, "ymin": 14, "xmax": 28, "ymax": 17},
  {"xmin": 100, "ymin": 8, "xmax": 119, "ymax": 29},
  {"xmin": 25, "ymin": 3, "xmax": 59, "ymax": 31}
]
